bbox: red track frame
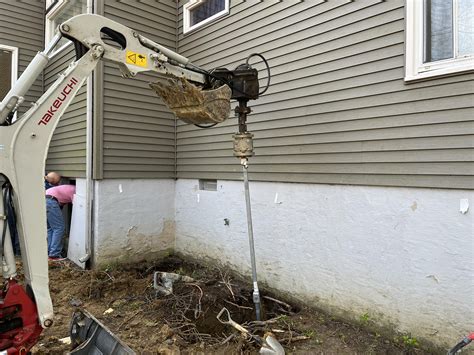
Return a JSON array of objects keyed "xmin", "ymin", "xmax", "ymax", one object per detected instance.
[{"xmin": 0, "ymin": 280, "xmax": 43, "ymax": 354}]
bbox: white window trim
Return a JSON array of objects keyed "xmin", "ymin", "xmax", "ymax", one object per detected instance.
[
  {"xmin": 0, "ymin": 44, "xmax": 18, "ymax": 121},
  {"xmin": 45, "ymin": 0, "xmax": 92, "ymax": 57},
  {"xmin": 183, "ymin": 0, "xmax": 229, "ymax": 34},
  {"xmin": 45, "ymin": 0, "xmax": 69, "ymax": 49},
  {"xmin": 405, "ymin": 0, "xmax": 474, "ymax": 82}
]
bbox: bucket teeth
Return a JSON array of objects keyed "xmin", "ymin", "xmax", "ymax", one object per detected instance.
[{"xmin": 150, "ymin": 77, "xmax": 231, "ymax": 125}]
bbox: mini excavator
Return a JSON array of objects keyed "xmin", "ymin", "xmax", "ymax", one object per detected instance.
[{"xmin": 0, "ymin": 14, "xmax": 267, "ymax": 354}]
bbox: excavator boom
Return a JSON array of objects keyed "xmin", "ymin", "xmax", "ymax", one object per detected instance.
[{"xmin": 0, "ymin": 14, "xmax": 260, "ymax": 353}]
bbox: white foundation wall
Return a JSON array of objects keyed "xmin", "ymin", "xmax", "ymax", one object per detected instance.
[
  {"xmin": 174, "ymin": 179, "xmax": 473, "ymax": 346},
  {"xmin": 93, "ymin": 179, "xmax": 175, "ymax": 266}
]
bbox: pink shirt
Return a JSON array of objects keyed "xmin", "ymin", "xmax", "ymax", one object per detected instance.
[{"xmin": 46, "ymin": 185, "xmax": 76, "ymax": 205}]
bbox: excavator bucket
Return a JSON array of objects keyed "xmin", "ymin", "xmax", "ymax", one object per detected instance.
[
  {"xmin": 150, "ymin": 77, "xmax": 232, "ymax": 125},
  {"xmin": 69, "ymin": 309, "xmax": 135, "ymax": 354}
]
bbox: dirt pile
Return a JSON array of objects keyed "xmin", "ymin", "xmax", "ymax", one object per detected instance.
[{"xmin": 30, "ymin": 256, "xmax": 427, "ymax": 354}]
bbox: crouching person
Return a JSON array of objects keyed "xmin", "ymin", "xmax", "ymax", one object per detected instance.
[{"xmin": 45, "ymin": 184, "xmax": 76, "ymax": 261}]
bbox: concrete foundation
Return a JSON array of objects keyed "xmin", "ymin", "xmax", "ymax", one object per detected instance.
[
  {"xmin": 92, "ymin": 179, "xmax": 175, "ymax": 266},
  {"xmin": 174, "ymin": 178, "xmax": 473, "ymax": 347},
  {"xmin": 83, "ymin": 177, "xmax": 472, "ymax": 347}
]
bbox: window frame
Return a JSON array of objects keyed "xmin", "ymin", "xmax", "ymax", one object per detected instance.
[
  {"xmin": 405, "ymin": 0, "xmax": 474, "ymax": 81},
  {"xmin": 0, "ymin": 44, "xmax": 18, "ymax": 120},
  {"xmin": 183, "ymin": 0, "xmax": 230, "ymax": 34},
  {"xmin": 45, "ymin": 0, "xmax": 92, "ymax": 57}
]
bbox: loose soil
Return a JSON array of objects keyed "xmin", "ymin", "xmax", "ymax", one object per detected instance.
[{"xmin": 30, "ymin": 256, "xmax": 431, "ymax": 354}]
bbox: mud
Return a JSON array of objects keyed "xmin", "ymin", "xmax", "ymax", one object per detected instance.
[{"xmin": 30, "ymin": 256, "xmax": 429, "ymax": 354}]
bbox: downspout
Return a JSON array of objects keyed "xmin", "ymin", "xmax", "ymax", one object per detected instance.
[
  {"xmin": 173, "ymin": 1, "xmax": 179, "ymax": 252},
  {"xmin": 79, "ymin": 0, "xmax": 95, "ymax": 265},
  {"xmin": 174, "ymin": 0, "xmax": 179, "ymax": 180},
  {"xmin": 80, "ymin": 73, "xmax": 93, "ymax": 265},
  {"xmin": 42, "ymin": 3, "xmax": 45, "ymax": 109}
]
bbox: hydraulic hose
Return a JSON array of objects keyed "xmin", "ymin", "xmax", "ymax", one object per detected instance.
[
  {"xmin": 1, "ymin": 184, "xmax": 8, "ymax": 263},
  {"xmin": 1, "ymin": 182, "xmax": 13, "ymax": 259}
]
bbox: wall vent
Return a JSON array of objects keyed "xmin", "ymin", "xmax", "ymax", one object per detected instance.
[{"xmin": 199, "ymin": 179, "xmax": 217, "ymax": 191}]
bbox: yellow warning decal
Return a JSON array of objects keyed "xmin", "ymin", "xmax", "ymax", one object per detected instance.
[{"xmin": 126, "ymin": 50, "xmax": 147, "ymax": 68}]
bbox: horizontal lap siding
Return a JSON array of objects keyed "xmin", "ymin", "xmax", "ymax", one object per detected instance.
[
  {"xmin": 0, "ymin": 0, "xmax": 44, "ymax": 117},
  {"xmin": 102, "ymin": 0, "xmax": 177, "ymax": 179},
  {"xmin": 44, "ymin": 46, "xmax": 87, "ymax": 177},
  {"xmin": 0, "ymin": 1, "xmax": 86, "ymax": 178},
  {"xmin": 176, "ymin": 0, "xmax": 474, "ymax": 189}
]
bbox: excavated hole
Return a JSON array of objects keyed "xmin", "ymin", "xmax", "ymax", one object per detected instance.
[{"xmin": 141, "ymin": 256, "xmax": 300, "ymax": 339}]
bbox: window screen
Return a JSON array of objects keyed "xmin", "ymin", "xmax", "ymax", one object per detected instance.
[
  {"xmin": 424, "ymin": 0, "xmax": 474, "ymax": 63},
  {"xmin": 190, "ymin": 0, "xmax": 225, "ymax": 26},
  {"xmin": 458, "ymin": 0, "xmax": 474, "ymax": 56},
  {"xmin": 424, "ymin": 0, "xmax": 453, "ymax": 62}
]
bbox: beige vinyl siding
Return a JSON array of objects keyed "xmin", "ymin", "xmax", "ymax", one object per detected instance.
[
  {"xmin": 0, "ymin": 0, "xmax": 44, "ymax": 117},
  {"xmin": 44, "ymin": 46, "xmax": 87, "ymax": 178},
  {"xmin": 176, "ymin": 0, "xmax": 474, "ymax": 189},
  {"xmin": 101, "ymin": 0, "xmax": 177, "ymax": 179}
]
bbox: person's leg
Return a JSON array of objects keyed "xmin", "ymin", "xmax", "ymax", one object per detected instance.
[
  {"xmin": 46, "ymin": 217, "xmax": 52, "ymax": 256},
  {"xmin": 46, "ymin": 199, "xmax": 64, "ymax": 258}
]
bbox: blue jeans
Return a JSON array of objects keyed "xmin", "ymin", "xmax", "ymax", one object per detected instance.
[{"xmin": 46, "ymin": 198, "xmax": 64, "ymax": 257}]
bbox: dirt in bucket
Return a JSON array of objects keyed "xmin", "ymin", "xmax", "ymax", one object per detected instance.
[
  {"xmin": 28, "ymin": 256, "xmax": 430, "ymax": 354},
  {"xmin": 150, "ymin": 78, "xmax": 231, "ymax": 125}
]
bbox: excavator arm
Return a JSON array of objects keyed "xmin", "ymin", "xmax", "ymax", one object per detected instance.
[{"xmin": 0, "ymin": 14, "xmax": 260, "ymax": 354}]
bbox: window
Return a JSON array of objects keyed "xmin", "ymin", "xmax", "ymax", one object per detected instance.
[
  {"xmin": 183, "ymin": 0, "xmax": 229, "ymax": 34},
  {"xmin": 45, "ymin": 0, "xmax": 89, "ymax": 54},
  {"xmin": 405, "ymin": 0, "xmax": 474, "ymax": 81},
  {"xmin": 0, "ymin": 44, "xmax": 18, "ymax": 118}
]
